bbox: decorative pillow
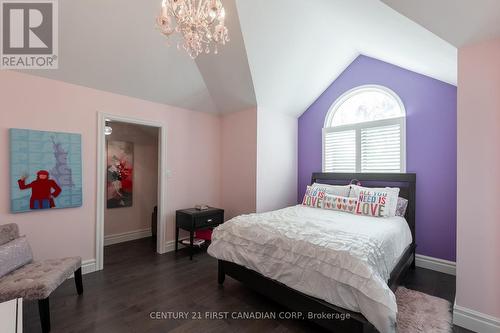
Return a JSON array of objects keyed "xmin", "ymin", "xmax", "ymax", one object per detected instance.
[
  {"xmin": 352, "ymin": 185, "xmax": 400, "ymax": 217},
  {"xmin": 0, "ymin": 223, "xmax": 19, "ymax": 246},
  {"xmin": 395, "ymin": 197, "xmax": 409, "ymax": 217},
  {"xmin": 0, "ymin": 236, "xmax": 33, "ymax": 278},
  {"xmin": 323, "ymin": 194, "xmax": 357, "ymax": 214},
  {"xmin": 311, "ymin": 183, "xmax": 350, "ymax": 197},
  {"xmin": 302, "ymin": 185, "xmax": 326, "ymax": 208}
]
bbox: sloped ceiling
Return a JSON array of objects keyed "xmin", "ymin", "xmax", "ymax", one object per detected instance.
[
  {"xmin": 18, "ymin": 0, "xmax": 458, "ymax": 117},
  {"xmin": 235, "ymin": 0, "xmax": 457, "ymax": 117},
  {"xmin": 381, "ymin": 0, "xmax": 500, "ymax": 47},
  {"xmin": 194, "ymin": 0, "xmax": 256, "ymax": 113},
  {"xmin": 21, "ymin": 0, "xmax": 256, "ymax": 114}
]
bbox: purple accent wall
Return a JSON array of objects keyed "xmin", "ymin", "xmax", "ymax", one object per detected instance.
[{"xmin": 298, "ymin": 55, "xmax": 457, "ymax": 261}]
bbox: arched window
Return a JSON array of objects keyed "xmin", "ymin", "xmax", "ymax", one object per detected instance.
[{"xmin": 323, "ymin": 85, "xmax": 406, "ymax": 173}]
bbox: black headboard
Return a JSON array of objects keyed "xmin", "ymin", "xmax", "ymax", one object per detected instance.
[{"xmin": 311, "ymin": 172, "xmax": 416, "ymax": 246}]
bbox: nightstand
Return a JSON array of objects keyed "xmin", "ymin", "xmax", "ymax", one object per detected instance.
[{"xmin": 175, "ymin": 207, "xmax": 224, "ymax": 260}]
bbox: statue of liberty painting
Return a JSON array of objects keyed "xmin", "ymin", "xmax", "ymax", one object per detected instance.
[{"xmin": 9, "ymin": 129, "xmax": 83, "ymax": 213}]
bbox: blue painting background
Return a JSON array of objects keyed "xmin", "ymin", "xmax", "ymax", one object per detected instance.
[{"xmin": 10, "ymin": 129, "xmax": 83, "ymax": 213}]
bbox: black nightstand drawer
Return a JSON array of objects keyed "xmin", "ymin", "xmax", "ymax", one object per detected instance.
[{"xmin": 194, "ymin": 213, "xmax": 223, "ymax": 228}]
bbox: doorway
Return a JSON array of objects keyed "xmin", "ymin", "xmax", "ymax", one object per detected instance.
[{"xmin": 96, "ymin": 113, "xmax": 167, "ymax": 271}]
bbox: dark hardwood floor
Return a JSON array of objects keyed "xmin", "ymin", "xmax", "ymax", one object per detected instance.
[{"xmin": 24, "ymin": 238, "xmax": 473, "ymax": 333}]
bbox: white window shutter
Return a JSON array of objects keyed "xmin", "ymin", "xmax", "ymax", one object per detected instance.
[
  {"xmin": 324, "ymin": 130, "xmax": 356, "ymax": 172},
  {"xmin": 360, "ymin": 124, "xmax": 401, "ymax": 172}
]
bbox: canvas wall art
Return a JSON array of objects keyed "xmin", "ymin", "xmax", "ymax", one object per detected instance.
[
  {"xmin": 107, "ymin": 141, "xmax": 134, "ymax": 208},
  {"xmin": 9, "ymin": 129, "xmax": 83, "ymax": 213}
]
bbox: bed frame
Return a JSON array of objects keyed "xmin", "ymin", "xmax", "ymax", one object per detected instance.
[{"xmin": 217, "ymin": 172, "xmax": 416, "ymax": 333}]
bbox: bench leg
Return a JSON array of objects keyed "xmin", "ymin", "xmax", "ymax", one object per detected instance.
[
  {"xmin": 38, "ymin": 297, "xmax": 50, "ymax": 333},
  {"xmin": 75, "ymin": 267, "xmax": 84, "ymax": 295}
]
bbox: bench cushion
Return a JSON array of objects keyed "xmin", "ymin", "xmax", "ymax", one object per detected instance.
[
  {"xmin": 0, "ymin": 224, "xmax": 19, "ymax": 246},
  {"xmin": 0, "ymin": 237, "xmax": 33, "ymax": 278},
  {"xmin": 0, "ymin": 257, "xmax": 81, "ymax": 302}
]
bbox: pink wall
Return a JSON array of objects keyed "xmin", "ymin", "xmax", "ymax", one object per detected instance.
[
  {"xmin": 221, "ymin": 108, "xmax": 257, "ymax": 219},
  {"xmin": 0, "ymin": 71, "xmax": 222, "ymax": 262},
  {"xmin": 104, "ymin": 122, "xmax": 158, "ymax": 237},
  {"xmin": 457, "ymin": 38, "xmax": 500, "ymax": 319},
  {"xmin": 256, "ymin": 108, "xmax": 298, "ymax": 213}
]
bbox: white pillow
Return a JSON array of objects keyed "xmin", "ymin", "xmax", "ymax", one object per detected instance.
[
  {"xmin": 311, "ymin": 183, "xmax": 350, "ymax": 197},
  {"xmin": 350, "ymin": 185, "xmax": 400, "ymax": 217}
]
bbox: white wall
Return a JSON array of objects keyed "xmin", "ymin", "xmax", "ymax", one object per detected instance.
[
  {"xmin": 256, "ymin": 108, "xmax": 298, "ymax": 212},
  {"xmin": 455, "ymin": 37, "xmax": 500, "ymax": 332}
]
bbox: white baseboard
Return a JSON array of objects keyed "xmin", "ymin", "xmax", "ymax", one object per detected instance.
[
  {"xmin": 68, "ymin": 259, "xmax": 96, "ymax": 279},
  {"xmin": 104, "ymin": 228, "xmax": 152, "ymax": 246},
  {"xmin": 454, "ymin": 301, "xmax": 500, "ymax": 333},
  {"xmin": 81, "ymin": 259, "xmax": 96, "ymax": 275},
  {"xmin": 415, "ymin": 254, "xmax": 456, "ymax": 275},
  {"xmin": 164, "ymin": 238, "xmax": 189, "ymax": 253},
  {"xmin": 165, "ymin": 239, "xmax": 176, "ymax": 253}
]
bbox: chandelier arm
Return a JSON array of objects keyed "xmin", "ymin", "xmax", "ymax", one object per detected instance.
[
  {"xmin": 196, "ymin": 0, "xmax": 204, "ymax": 21},
  {"xmin": 167, "ymin": 0, "xmax": 180, "ymax": 20},
  {"xmin": 156, "ymin": 0, "xmax": 228, "ymax": 58},
  {"xmin": 187, "ymin": 0, "xmax": 194, "ymax": 19}
]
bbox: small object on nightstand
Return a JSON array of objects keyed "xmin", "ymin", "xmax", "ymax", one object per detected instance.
[
  {"xmin": 195, "ymin": 204, "xmax": 209, "ymax": 211},
  {"xmin": 181, "ymin": 238, "xmax": 205, "ymax": 247},
  {"xmin": 175, "ymin": 207, "xmax": 224, "ymax": 260}
]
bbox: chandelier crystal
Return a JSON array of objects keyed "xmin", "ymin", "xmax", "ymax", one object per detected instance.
[{"xmin": 156, "ymin": 0, "xmax": 229, "ymax": 59}]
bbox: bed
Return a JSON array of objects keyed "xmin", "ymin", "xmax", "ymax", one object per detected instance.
[{"xmin": 208, "ymin": 173, "xmax": 416, "ymax": 333}]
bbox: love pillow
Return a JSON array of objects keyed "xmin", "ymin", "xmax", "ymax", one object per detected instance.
[
  {"xmin": 302, "ymin": 185, "xmax": 325, "ymax": 209},
  {"xmin": 354, "ymin": 188, "xmax": 399, "ymax": 217},
  {"xmin": 323, "ymin": 194, "xmax": 357, "ymax": 214}
]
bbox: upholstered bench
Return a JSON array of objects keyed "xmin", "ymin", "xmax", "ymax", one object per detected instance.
[{"xmin": 0, "ymin": 224, "xmax": 83, "ymax": 333}]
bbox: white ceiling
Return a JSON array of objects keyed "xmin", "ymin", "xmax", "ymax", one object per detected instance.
[
  {"xmin": 381, "ymin": 0, "xmax": 500, "ymax": 47},
  {"xmin": 21, "ymin": 0, "xmax": 255, "ymax": 114},
  {"xmin": 236, "ymin": 0, "xmax": 457, "ymax": 117},
  {"xmin": 19, "ymin": 0, "xmax": 460, "ymax": 117}
]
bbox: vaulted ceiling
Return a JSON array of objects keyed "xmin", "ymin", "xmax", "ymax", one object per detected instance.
[
  {"xmin": 236, "ymin": 0, "xmax": 457, "ymax": 116},
  {"xmin": 381, "ymin": 0, "xmax": 500, "ymax": 47},
  {"xmin": 21, "ymin": 0, "xmax": 487, "ymax": 117},
  {"xmin": 20, "ymin": 0, "xmax": 258, "ymax": 114}
]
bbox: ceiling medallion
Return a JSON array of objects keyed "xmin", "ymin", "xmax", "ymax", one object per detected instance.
[{"xmin": 157, "ymin": 0, "xmax": 230, "ymax": 59}]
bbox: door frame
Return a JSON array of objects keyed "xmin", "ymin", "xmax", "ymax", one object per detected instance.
[{"xmin": 95, "ymin": 112, "xmax": 167, "ymax": 271}]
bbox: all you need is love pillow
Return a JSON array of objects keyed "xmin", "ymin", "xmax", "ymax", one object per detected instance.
[
  {"xmin": 355, "ymin": 189, "xmax": 390, "ymax": 217},
  {"xmin": 302, "ymin": 185, "xmax": 357, "ymax": 213},
  {"xmin": 352, "ymin": 186, "xmax": 399, "ymax": 217}
]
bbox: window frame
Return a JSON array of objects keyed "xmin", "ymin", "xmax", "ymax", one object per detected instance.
[{"xmin": 322, "ymin": 85, "xmax": 407, "ymax": 173}]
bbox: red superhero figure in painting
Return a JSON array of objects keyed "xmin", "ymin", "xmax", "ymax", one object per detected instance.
[{"xmin": 18, "ymin": 170, "xmax": 62, "ymax": 209}]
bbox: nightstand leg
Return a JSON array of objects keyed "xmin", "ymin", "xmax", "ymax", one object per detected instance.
[
  {"xmin": 175, "ymin": 227, "xmax": 179, "ymax": 252},
  {"xmin": 190, "ymin": 231, "xmax": 194, "ymax": 260}
]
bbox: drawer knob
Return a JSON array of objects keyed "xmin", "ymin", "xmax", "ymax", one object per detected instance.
[{"xmin": 207, "ymin": 219, "xmax": 213, "ymax": 223}]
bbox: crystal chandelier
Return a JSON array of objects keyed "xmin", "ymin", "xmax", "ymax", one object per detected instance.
[{"xmin": 156, "ymin": 0, "xmax": 229, "ymax": 59}]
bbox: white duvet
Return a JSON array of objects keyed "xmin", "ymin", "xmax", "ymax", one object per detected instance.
[{"xmin": 207, "ymin": 205, "xmax": 412, "ymax": 333}]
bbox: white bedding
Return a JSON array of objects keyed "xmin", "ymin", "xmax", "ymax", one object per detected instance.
[{"xmin": 207, "ymin": 205, "xmax": 412, "ymax": 333}]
